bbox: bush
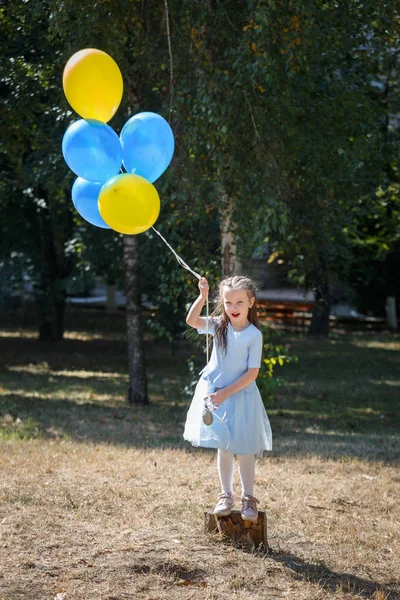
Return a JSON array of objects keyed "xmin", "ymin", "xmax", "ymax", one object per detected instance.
[{"xmin": 257, "ymin": 326, "xmax": 297, "ymax": 406}]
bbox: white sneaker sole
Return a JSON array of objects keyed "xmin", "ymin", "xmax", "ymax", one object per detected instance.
[
  {"xmin": 241, "ymin": 512, "xmax": 258, "ymax": 522},
  {"xmin": 214, "ymin": 508, "xmax": 233, "ymax": 517}
]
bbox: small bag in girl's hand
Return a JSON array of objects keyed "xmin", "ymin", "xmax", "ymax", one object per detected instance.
[
  {"xmin": 202, "ymin": 395, "xmax": 214, "ymax": 425},
  {"xmin": 201, "ymin": 395, "xmax": 230, "ymax": 450}
]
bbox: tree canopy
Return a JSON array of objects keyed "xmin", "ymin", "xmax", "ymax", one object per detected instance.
[{"xmin": 1, "ymin": 0, "xmax": 399, "ymax": 340}]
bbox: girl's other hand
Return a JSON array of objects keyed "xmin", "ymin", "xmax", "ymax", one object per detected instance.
[
  {"xmin": 209, "ymin": 389, "xmax": 227, "ymax": 407},
  {"xmin": 199, "ymin": 276, "xmax": 209, "ymax": 298}
]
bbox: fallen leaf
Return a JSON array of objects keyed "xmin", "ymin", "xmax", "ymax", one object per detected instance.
[{"xmin": 79, "ymin": 558, "xmax": 94, "ymax": 567}]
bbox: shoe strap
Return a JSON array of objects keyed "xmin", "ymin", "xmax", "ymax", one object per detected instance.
[
  {"xmin": 242, "ymin": 495, "xmax": 259, "ymax": 509},
  {"xmin": 217, "ymin": 492, "xmax": 234, "ymax": 501}
]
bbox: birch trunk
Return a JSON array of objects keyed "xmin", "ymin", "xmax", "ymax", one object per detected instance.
[
  {"xmin": 221, "ymin": 196, "xmax": 242, "ymax": 276},
  {"xmin": 123, "ymin": 235, "xmax": 148, "ymax": 404},
  {"xmin": 385, "ymin": 253, "xmax": 398, "ymax": 330},
  {"xmin": 385, "ymin": 297, "xmax": 398, "ymax": 330}
]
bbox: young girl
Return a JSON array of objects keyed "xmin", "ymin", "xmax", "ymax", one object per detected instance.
[{"xmin": 184, "ymin": 275, "xmax": 272, "ymax": 522}]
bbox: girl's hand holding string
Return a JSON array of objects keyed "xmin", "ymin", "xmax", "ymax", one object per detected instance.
[
  {"xmin": 186, "ymin": 276, "xmax": 209, "ymax": 329},
  {"xmin": 198, "ymin": 276, "xmax": 209, "ymax": 299}
]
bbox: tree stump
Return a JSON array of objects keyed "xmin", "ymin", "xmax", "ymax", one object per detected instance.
[{"xmin": 204, "ymin": 510, "xmax": 268, "ymax": 550}]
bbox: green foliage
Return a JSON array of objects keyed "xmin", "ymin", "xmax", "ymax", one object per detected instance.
[
  {"xmin": 345, "ymin": 183, "xmax": 400, "ymax": 315},
  {"xmin": 182, "ymin": 356, "xmax": 198, "ymax": 398},
  {"xmin": 257, "ymin": 326, "xmax": 297, "ymax": 404},
  {"xmin": 341, "ymin": 14, "xmax": 400, "ymax": 316},
  {"xmin": 169, "ymin": 1, "xmax": 399, "ymax": 331},
  {"xmin": 71, "ymin": 226, "xmax": 125, "ymax": 289},
  {"xmin": 0, "ymin": 252, "xmax": 33, "ymax": 308},
  {"xmin": 139, "ymin": 211, "xmax": 221, "ymax": 339},
  {"xmin": 0, "ymin": 413, "xmax": 41, "ymax": 441},
  {"xmin": 2, "ymin": 0, "xmax": 399, "ymax": 339},
  {"xmin": 47, "ymin": 0, "xmax": 225, "ymax": 339},
  {"xmin": 0, "ymin": 1, "xmax": 75, "ymax": 337}
]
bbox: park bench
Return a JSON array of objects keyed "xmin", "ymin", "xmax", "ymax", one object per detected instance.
[
  {"xmin": 257, "ymin": 299, "xmax": 386, "ymax": 332},
  {"xmin": 257, "ymin": 299, "xmax": 314, "ymax": 332}
]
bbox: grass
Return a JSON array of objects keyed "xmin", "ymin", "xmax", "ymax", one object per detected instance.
[
  {"xmin": 0, "ymin": 308, "xmax": 399, "ymax": 600},
  {"xmin": 267, "ymin": 332, "xmax": 399, "ymax": 463}
]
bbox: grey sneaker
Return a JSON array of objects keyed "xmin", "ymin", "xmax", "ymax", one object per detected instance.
[
  {"xmin": 241, "ymin": 495, "xmax": 259, "ymax": 522},
  {"xmin": 213, "ymin": 492, "xmax": 235, "ymax": 516}
]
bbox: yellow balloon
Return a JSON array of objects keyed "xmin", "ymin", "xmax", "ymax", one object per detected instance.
[
  {"xmin": 63, "ymin": 48, "xmax": 123, "ymax": 122},
  {"xmin": 98, "ymin": 174, "xmax": 160, "ymax": 235}
]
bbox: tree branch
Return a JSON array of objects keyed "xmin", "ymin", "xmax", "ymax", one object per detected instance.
[{"xmin": 164, "ymin": 0, "xmax": 174, "ymax": 122}]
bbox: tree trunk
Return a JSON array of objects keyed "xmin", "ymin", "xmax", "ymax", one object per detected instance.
[
  {"xmin": 35, "ymin": 198, "xmax": 70, "ymax": 342},
  {"xmin": 308, "ymin": 253, "xmax": 330, "ymax": 336},
  {"xmin": 106, "ymin": 283, "xmax": 118, "ymax": 313},
  {"xmin": 123, "ymin": 235, "xmax": 148, "ymax": 404},
  {"xmin": 385, "ymin": 252, "xmax": 398, "ymax": 330},
  {"xmin": 385, "ymin": 297, "xmax": 398, "ymax": 330},
  {"xmin": 37, "ymin": 289, "xmax": 65, "ymax": 341},
  {"xmin": 221, "ymin": 196, "xmax": 242, "ymax": 276}
]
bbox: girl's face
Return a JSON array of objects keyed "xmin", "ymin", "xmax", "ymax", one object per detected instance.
[{"xmin": 222, "ymin": 286, "xmax": 254, "ymax": 328}]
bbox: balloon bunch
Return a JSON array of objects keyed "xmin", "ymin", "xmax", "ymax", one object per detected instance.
[{"xmin": 62, "ymin": 49, "xmax": 174, "ymax": 235}]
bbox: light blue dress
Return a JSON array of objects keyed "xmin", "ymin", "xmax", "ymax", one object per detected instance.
[{"xmin": 183, "ymin": 317, "xmax": 272, "ymax": 456}]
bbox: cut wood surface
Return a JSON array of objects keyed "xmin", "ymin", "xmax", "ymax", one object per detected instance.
[{"xmin": 204, "ymin": 510, "xmax": 268, "ymax": 550}]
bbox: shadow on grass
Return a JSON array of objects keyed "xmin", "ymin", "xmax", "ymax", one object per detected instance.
[
  {"xmin": 0, "ymin": 330, "xmax": 399, "ymax": 462},
  {"xmin": 0, "ymin": 392, "xmax": 187, "ymax": 448},
  {"xmin": 0, "ymin": 335, "xmax": 191, "ymax": 374},
  {"xmin": 1, "ymin": 387, "xmax": 399, "ymax": 462},
  {"xmin": 269, "ymin": 548, "xmax": 400, "ymax": 600}
]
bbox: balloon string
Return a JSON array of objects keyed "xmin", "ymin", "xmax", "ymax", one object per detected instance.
[
  {"xmin": 151, "ymin": 227, "xmax": 201, "ymax": 280},
  {"xmin": 206, "ymin": 294, "xmax": 209, "ymax": 397},
  {"xmin": 151, "ymin": 226, "xmax": 210, "ymax": 394}
]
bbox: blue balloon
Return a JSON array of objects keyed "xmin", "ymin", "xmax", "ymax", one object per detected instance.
[
  {"xmin": 71, "ymin": 177, "xmax": 110, "ymax": 229},
  {"xmin": 120, "ymin": 112, "xmax": 174, "ymax": 183},
  {"xmin": 62, "ymin": 119, "xmax": 122, "ymax": 183}
]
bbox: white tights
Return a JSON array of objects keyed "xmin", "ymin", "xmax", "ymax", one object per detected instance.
[{"xmin": 217, "ymin": 449, "xmax": 255, "ymax": 497}]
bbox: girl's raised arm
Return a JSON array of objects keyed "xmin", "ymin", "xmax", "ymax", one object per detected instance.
[{"xmin": 186, "ymin": 277, "xmax": 209, "ymax": 330}]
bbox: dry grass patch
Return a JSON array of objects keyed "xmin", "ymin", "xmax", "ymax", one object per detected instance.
[{"xmin": 1, "ymin": 442, "xmax": 399, "ymax": 600}]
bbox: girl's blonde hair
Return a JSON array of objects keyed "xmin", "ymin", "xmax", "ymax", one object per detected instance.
[{"xmin": 212, "ymin": 275, "xmax": 261, "ymax": 354}]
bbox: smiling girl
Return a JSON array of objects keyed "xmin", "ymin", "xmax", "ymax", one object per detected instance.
[{"xmin": 184, "ymin": 275, "xmax": 272, "ymax": 522}]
